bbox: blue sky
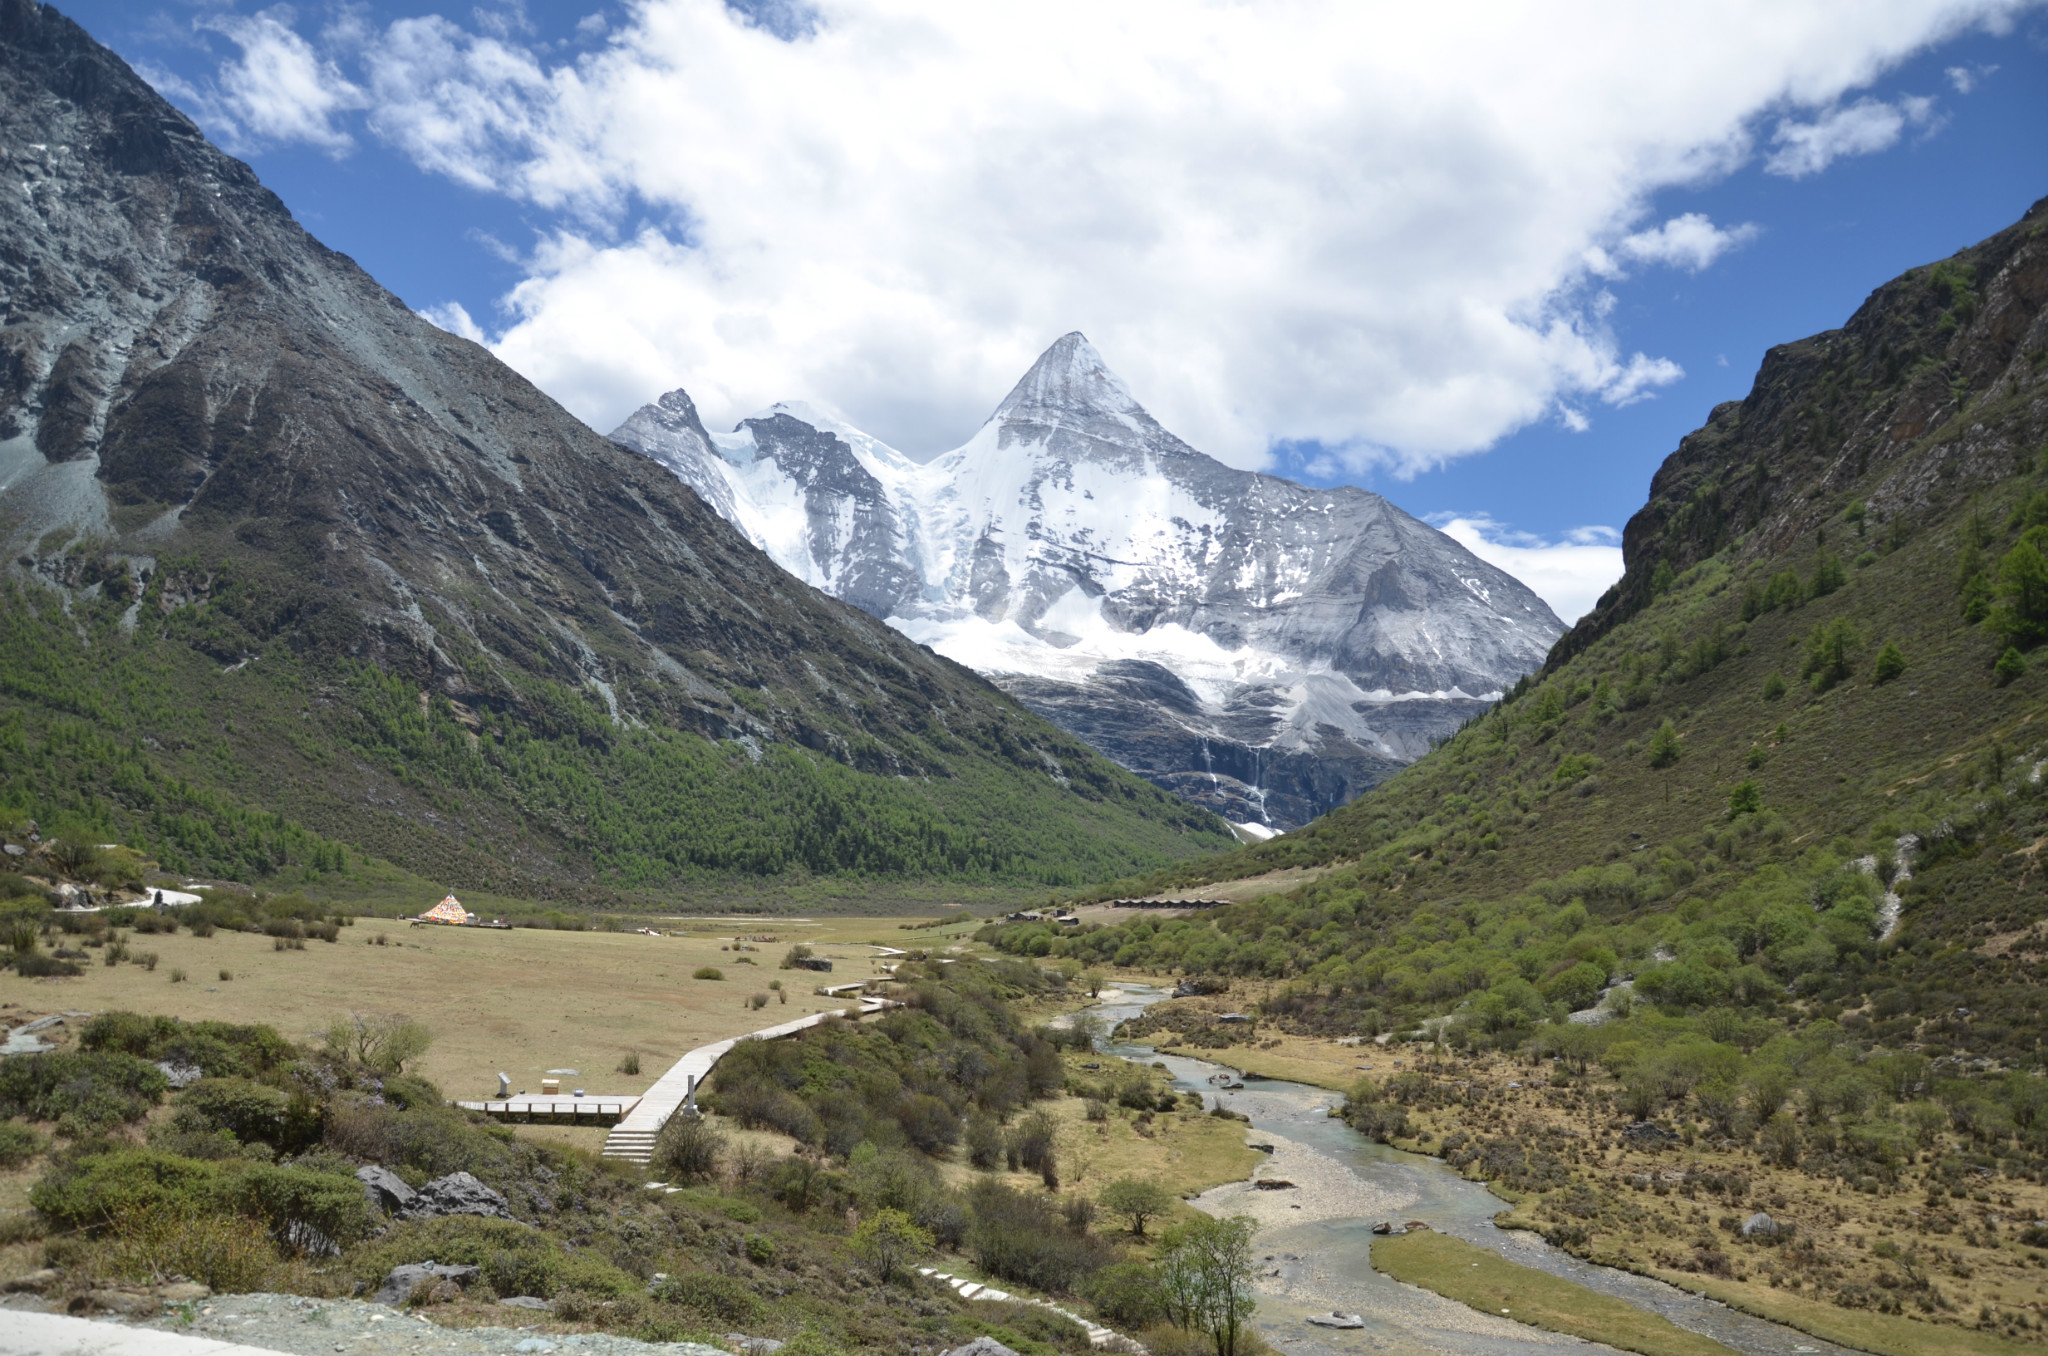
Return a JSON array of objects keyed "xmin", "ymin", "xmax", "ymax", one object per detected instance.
[{"xmin": 54, "ymin": 0, "xmax": 2048, "ymax": 620}]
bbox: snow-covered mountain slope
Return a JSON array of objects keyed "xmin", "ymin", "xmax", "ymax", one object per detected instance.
[{"xmin": 611, "ymin": 334, "xmax": 1565, "ymax": 829}]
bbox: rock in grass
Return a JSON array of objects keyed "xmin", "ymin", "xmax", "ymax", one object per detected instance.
[
  {"xmin": 372, "ymin": 1262, "xmax": 479, "ymax": 1307},
  {"xmin": 1740, "ymin": 1211, "xmax": 1789, "ymax": 1240},
  {"xmin": 396, "ymin": 1170, "xmax": 512, "ymax": 1221},
  {"xmin": 942, "ymin": 1340, "xmax": 1022, "ymax": 1356},
  {"xmin": 500, "ymin": 1296, "xmax": 552, "ymax": 1310},
  {"xmin": 356, "ymin": 1164, "xmax": 416, "ymax": 1215}
]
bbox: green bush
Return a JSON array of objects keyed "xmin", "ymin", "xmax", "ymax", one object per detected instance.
[
  {"xmin": 349, "ymin": 1215, "xmax": 636, "ymax": 1300},
  {"xmin": 651, "ymin": 1114, "xmax": 724, "ymax": 1182},
  {"xmin": 964, "ymin": 1180, "xmax": 1115, "ymax": 1294},
  {"xmin": 1871, "ymin": 641, "xmax": 1906, "ymax": 684},
  {"xmin": 29, "ymin": 1147, "xmax": 372, "ymax": 1248},
  {"xmin": 176, "ymin": 1077, "xmax": 324, "ymax": 1154},
  {"xmin": 0, "ymin": 1119, "xmax": 44, "ymax": 1169},
  {"xmin": 1083, "ymin": 1261, "xmax": 1165, "ymax": 1328},
  {"xmin": 0, "ymin": 1051, "xmax": 167, "ymax": 1129},
  {"xmin": 653, "ymin": 1271, "xmax": 764, "ymax": 1325},
  {"xmin": 81, "ymin": 1012, "xmax": 294, "ymax": 1079},
  {"xmin": 1994, "ymin": 646, "xmax": 2027, "ymax": 685},
  {"xmin": 693, "ymin": 966, "xmax": 724, "ymax": 981}
]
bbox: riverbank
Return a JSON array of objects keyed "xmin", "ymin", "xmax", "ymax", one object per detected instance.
[
  {"xmin": 1112, "ymin": 988, "xmax": 2048, "ymax": 1355},
  {"xmin": 1372, "ymin": 1229, "xmax": 1740, "ymax": 1356}
]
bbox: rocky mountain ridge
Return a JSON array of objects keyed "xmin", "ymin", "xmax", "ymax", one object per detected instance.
[
  {"xmin": 0, "ymin": 0, "xmax": 1233, "ymax": 893},
  {"xmin": 614, "ymin": 335, "xmax": 1565, "ymax": 829}
]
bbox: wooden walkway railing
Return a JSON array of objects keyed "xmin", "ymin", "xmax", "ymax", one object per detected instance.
[{"xmin": 600, "ymin": 994, "xmax": 896, "ymax": 1163}]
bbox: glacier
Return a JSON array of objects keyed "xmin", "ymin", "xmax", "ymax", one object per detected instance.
[{"xmin": 611, "ymin": 333, "xmax": 1563, "ymax": 829}]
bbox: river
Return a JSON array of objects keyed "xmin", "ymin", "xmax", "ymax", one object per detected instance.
[{"xmin": 1086, "ymin": 985, "xmax": 1860, "ymax": 1356}]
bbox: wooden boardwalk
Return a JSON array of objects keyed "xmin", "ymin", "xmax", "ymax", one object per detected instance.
[
  {"xmin": 600, "ymin": 994, "xmax": 896, "ymax": 1163},
  {"xmin": 452, "ymin": 1095, "xmax": 638, "ymax": 1125}
]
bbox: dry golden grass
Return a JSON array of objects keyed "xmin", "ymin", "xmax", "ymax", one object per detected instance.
[
  {"xmin": 0, "ymin": 916, "xmax": 916, "ymax": 1101},
  {"xmin": 1379, "ymin": 1055, "xmax": 2048, "ymax": 1354}
]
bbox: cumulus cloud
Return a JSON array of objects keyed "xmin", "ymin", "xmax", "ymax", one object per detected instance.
[
  {"xmin": 165, "ymin": 0, "xmax": 2026, "ymax": 470},
  {"xmin": 1764, "ymin": 94, "xmax": 1941, "ymax": 177},
  {"xmin": 1431, "ymin": 516, "xmax": 1626, "ymax": 624},
  {"xmin": 189, "ymin": 8, "xmax": 366, "ymax": 153},
  {"xmin": 1619, "ymin": 212, "xmax": 1761, "ymax": 271}
]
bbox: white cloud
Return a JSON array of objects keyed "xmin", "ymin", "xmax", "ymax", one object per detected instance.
[
  {"xmin": 418, "ymin": 301, "xmax": 487, "ymax": 342},
  {"xmin": 1432, "ymin": 516, "xmax": 1626, "ymax": 624},
  {"xmin": 1600, "ymin": 353, "xmax": 1686, "ymax": 407},
  {"xmin": 1618, "ymin": 212, "xmax": 1761, "ymax": 271},
  {"xmin": 182, "ymin": 1, "xmax": 2028, "ymax": 471},
  {"xmin": 197, "ymin": 8, "xmax": 366, "ymax": 153},
  {"xmin": 1946, "ymin": 61, "xmax": 1996, "ymax": 90},
  {"xmin": 1763, "ymin": 94, "xmax": 1940, "ymax": 177}
]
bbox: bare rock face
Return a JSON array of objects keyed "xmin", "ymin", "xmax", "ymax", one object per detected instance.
[
  {"xmin": 396, "ymin": 1171, "xmax": 513, "ymax": 1222},
  {"xmin": 614, "ymin": 336, "xmax": 1563, "ymax": 829}
]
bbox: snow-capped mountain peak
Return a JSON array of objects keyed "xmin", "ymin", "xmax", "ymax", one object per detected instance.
[
  {"xmin": 611, "ymin": 335, "xmax": 1565, "ymax": 829},
  {"xmin": 989, "ymin": 331, "xmax": 1149, "ymax": 430}
]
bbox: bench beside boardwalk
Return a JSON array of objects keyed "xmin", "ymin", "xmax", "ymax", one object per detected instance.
[{"xmin": 458, "ymin": 994, "xmax": 897, "ymax": 1164}]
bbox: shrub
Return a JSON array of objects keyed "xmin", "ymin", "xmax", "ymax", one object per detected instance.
[
  {"xmin": 31, "ymin": 1148, "xmax": 373, "ymax": 1250},
  {"xmin": 1872, "ymin": 641, "xmax": 1906, "ymax": 684},
  {"xmin": 616, "ymin": 1052, "xmax": 640, "ymax": 1076},
  {"xmin": 0, "ymin": 1119, "xmax": 44, "ymax": 1169},
  {"xmin": 965, "ymin": 1113, "xmax": 1003, "ymax": 1169},
  {"xmin": 1085, "ymin": 1260, "xmax": 1166, "ymax": 1328},
  {"xmin": 351, "ymin": 1215, "xmax": 636, "ymax": 1301},
  {"xmin": 176, "ymin": 1078, "xmax": 324, "ymax": 1154},
  {"xmin": 693, "ymin": 967, "xmax": 724, "ymax": 981},
  {"xmin": 895, "ymin": 1093, "xmax": 959, "ymax": 1153},
  {"xmin": 1994, "ymin": 646, "xmax": 2027, "ymax": 685},
  {"xmin": 653, "ymin": 1270, "xmax": 764, "ymax": 1324},
  {"xmin": 0, "ymin": 1051, "xmax": 168, "ymax": 1128},
  {"xmin": 781, "ymin": 944, "xmax": 814, "ymax": 969},
  {"xmin": 1727, "ymin": 781, "xmax": 1763, "ymax": 819},
  {"xmin": 90, "ymin": 1200, "xmax": 277, "ymax": 1291},
  {"xmin": 169, "ymin": 968, "xmax": 187, "ymax": 983},
  {"xmin": 81, "ymin": 1013, "xmax": 294, "ymax": 1079},
  {"xmin": 965, "ymin": 1180, "xmax": 1115, "ymax": 1294},
  {"xmin": 652, "ymin": 1114, "xmax": 724, "ymax": 1182},
  {"xmin": 852, "ymin": 1207, "xmax": 933, "ymax": 1281},
  {"xmin": 748, "ymin": 992, "xmax": 768, "ymax": 1010}
]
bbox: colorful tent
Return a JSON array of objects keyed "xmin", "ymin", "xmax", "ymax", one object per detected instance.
[{"xmin": 421, "ymin": 894, "xmax": 472, "ymax": 925}]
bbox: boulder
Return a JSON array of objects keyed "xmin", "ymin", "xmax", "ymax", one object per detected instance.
[
  {"xmin": 397, "ymin": 1170, "xmax": 512, "ymax": 1221},
  {"xmin": 942, "ymin": 1340, "xmax": 1022, "ymax": 1356},
  {"xmin": 1622, "ymin": 1121, "xmax": 1679, "ymax": 1144},
  {"xmin": 356, "ymin": 1164, "xmax": 417, "ymax": 1215},
  {"xmin": 2, "ymin": 1268, "xmax": 60, "ymax": 1293},
  {"xmin": 1740, "ymin": 1212, "xmax": 1790, "ymax": 1241},
  {"xmin": 726, "ymin": 1335, "xmax": 786, "ymax": 1354},
  {"xmin": 372, "ymin": 1261, "xmax": 480, "ymax": 1307},
  {"xmin": 500, "ymin": 1296, "xmax": 552, "ymax": 1311}
]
